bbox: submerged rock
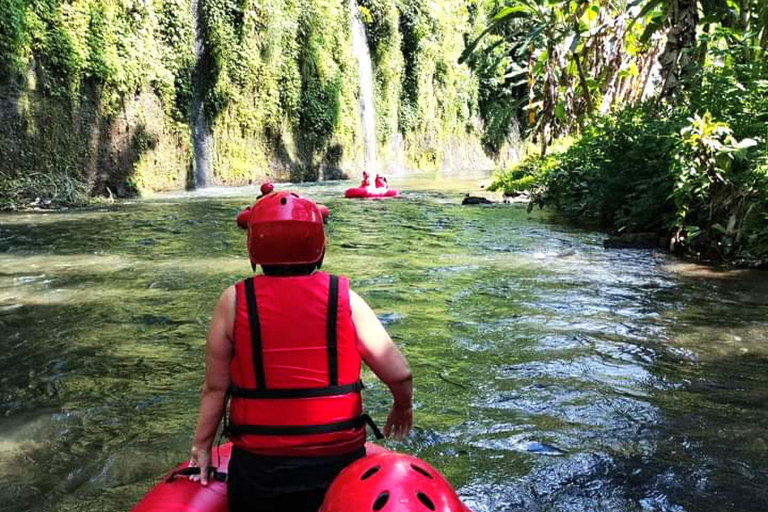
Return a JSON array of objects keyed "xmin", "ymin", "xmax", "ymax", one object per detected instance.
[
  {"xmin": 462, "ymin": 194, "xmax": 493, "ymax": 205},
  {"xmin": 603, "ymin": 232, "xmax": 666, "ymax": 249},
  {"xmin": 503, "ymin": 192, "xmax": 530, "ymax": 204}
]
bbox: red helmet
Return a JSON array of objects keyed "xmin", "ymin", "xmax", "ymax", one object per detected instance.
[
  {"xmin": 260, "ymin": 181, "xmax": 275, "ymax": 195},
  {"xmin": 236, "ymin": 206, "xmax": 251, "ymax": 229},
  {"xmin": 320, "ymin": 452, "xmax": 469, "ymax": 512},
  {"xmin": 245, "ymin": 191, "xmax": 325, "ymax": 265}
]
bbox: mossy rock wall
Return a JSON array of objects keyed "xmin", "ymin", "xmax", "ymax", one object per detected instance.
[
  {"xmin": 0, "ymin": 71, "xmax": 190, "ymax": 206},
  {"xmin": 0, "ymin": 0, "xmax": 194, "ymax": 206},
  {"xmin": 0, "ymin": 0, "xmax": 521, "ymax": 204},
  {"xmin": 201, "ymin": 0, "xmax": 364, "ymax": 183}
]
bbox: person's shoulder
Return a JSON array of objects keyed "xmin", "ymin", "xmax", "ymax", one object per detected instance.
[
  {"xmin": 219, "ymin": 284, "xmax": 237, "ymax": 302},
  {"xmin": 319, "ymin": 270, "xmax": 351, "ymax": 280}
]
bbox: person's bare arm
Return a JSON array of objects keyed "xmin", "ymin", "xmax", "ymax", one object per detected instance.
[
  {"xmin": 350, "ymin": 290, "xmax": 412, "ymax": 439},
  {"xmin": 190, "ymin": 285, "xmax": 235, "ymax": 485}
]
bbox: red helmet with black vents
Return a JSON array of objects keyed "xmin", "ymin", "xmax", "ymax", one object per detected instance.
[
  {"xmin": 244, "ymin": 191, "xmax": 325, "ymax": 265},
  {"xmin": 320, "ymin": 452, "xmax": 470, "ymax": 512}
]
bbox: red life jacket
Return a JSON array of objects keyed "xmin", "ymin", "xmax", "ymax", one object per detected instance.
[{"xmin": 226, "ymin": 272, "xmax": 374, "ymax": 457}]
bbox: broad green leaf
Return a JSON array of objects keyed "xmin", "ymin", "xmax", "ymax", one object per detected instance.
[
  {"xmin": 494, "ymin": 5, "xmax": 534, "ymax": 21},
  {"xmin": 639, "ymin": 15, "xmax": 664, "ymax": 44},
  {"xmin": 629, "ymin": 0, "xmax": 664, "ymax": 31},
  {"xmin": 584, "ymin": 4, "xmax": 598, "ymax": 24}
]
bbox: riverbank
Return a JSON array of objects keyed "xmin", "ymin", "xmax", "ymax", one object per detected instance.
[{"xmin": 489, "ymin": 87, "xmax": 768, "ymax": 267}]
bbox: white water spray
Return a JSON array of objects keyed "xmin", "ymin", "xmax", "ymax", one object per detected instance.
[
  {"xmin": 191, "ymin": 0, "xmax": 213, "ymax": 187},
  {"xmin": 348, "ymin": 0, "xmax": 376, "ymax": 175}
]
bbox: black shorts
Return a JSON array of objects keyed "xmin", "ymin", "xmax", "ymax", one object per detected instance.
[{"xmin": 227, "ymin": 447, "xmax": 366, "ymax": 512}]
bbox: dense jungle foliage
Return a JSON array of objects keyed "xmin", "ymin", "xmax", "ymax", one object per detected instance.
[{"xmin": 486, "ymin": 0, "xmax": 768, "ymax": 263}]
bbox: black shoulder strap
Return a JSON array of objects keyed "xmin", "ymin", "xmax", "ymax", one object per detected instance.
[
  {"xmin": 243, "ymin": 278, "xmax": 266, "ymax": 389},
  {"xmin": 326, "ymin": 274, "xmax": 339, "ymax": 386}
]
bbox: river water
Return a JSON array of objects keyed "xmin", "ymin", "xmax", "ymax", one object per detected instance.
[{"xmin": 1, "ymin": 177, "xmax": 766, "ymax": 512}]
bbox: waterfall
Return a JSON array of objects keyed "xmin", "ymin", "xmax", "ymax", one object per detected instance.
[
  {"xmin": 348, "ymin": 0, "xmax": 376, "ymax": 174},
  {"xmin": 191, "ymin": 0, "xmax": 213, "ymax": 188}
]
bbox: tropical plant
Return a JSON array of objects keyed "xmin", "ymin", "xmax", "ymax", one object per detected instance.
[{"xmin": 463, "ymin": 0, "xmax": 662, "ymax": 155}]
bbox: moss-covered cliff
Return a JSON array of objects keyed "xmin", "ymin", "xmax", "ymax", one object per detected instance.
[
  {"xmin": 0, "ymin": 0, "xmax": 194, "ymax": 206},
  {"xmin": 0, "ymin": 0, "xmax": 517, "ymax": 206}
]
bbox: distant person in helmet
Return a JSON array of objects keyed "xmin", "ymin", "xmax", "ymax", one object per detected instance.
[
  {"xmin": 374, "ymin": 174, "xmax": 388, "ymax": 189},
  {"xmin": 320, "ymin": 452, "xmax": 470, "ymax": 512},
  {"xmin": 360, "ymin": 170, "xmax": 371, "ymax": 188},
  {"xmin": 258, "ymin": 180, "xmax": 274, "ymax": 198},
  {"xmin": 189, "ymin": 191, "xmax": 413, "ymax": 512}
]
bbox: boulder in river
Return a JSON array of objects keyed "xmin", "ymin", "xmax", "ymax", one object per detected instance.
[
  {"xmin": 603, "ymin": 232, "xmax": 667, "ymax": 249},
  {"xmin": 462, "ymin": 194, "xmax": 494, "ymax": 205}
]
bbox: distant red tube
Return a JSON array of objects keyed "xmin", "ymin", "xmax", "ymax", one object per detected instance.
[{"xmin": 344, "ymin": 187, "xmax": 399, "ymax": 199}]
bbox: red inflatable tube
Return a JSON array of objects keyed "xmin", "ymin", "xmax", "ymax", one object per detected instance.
[
  {"xmin": 318, "ymin": 204, "xmax": 330, "ymax": 222},
  {"xmin": 130, "ymin": 443, "xmax": 233, "ymax": 512},
  {"xmin": 344, "ymin": 187, "xmax": 399, "ymax": 199},
  {"xmin": 131, "ymin": 443, "xmax": 390, "ymax": 512}
]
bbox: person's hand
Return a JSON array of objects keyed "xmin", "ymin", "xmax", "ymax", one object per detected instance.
[
  {"xmin": 188, "ymin": 444, "xmax": 212, "ymax": 486},
  {"xmin": 383, "ymin": 403, "xmax": 412, "ymax": 440}
]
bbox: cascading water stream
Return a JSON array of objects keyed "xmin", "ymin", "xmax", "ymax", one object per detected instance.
[
  {"xmin": 191, "ymin": 0, "xmax": 213, "ymax": 188},
  {"xmin": 348, "ymin": 0, "xmax": 377, "ymax": 176}
]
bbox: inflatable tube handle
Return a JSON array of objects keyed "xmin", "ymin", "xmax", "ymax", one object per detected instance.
[{"xmin": 165, "ymin": 466, "xmax": 228, "ymax": 483}]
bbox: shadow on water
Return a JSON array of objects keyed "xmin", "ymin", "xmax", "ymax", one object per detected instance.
[{"xmin": 1, "ymin": 177, "xmax": 767, "ymax": 511}]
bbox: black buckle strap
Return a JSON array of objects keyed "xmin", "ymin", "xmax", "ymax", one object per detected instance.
[
  {"xmin": 361, "ymin": 413, "xmax": 384, "ymax": 440},
  {"xmin": 226, "ymin": 415, "xmax": 366, "ymax": 436},
  {"xmin": 226, "ymin": 412, "xmax": 384, "ymax": 439},
  {"xmin": 229, "ymin": 380, "xmax": 364, "ymax": 399},
  {"xmin": 326, "ymin": 275, "xmax": 339, "ymax": 386},
  {"xmin": 165, "ymin": 466, "xmax": 228, "ymax": 483}
]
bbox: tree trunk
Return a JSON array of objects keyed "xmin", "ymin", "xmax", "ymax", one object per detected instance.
[
  {"xmin": 574, "ymin": 50, "xmax": 594, "ymax": 113},
  {"xmin": 540, "ymin": 42, "xmax": 557, "ymax": 157},
  {"xmin": 755, "ymin": 0, "xmax": 768, "ymax": 62},
  {"xmin": 658, "ymin": 0, "xmax": 699, "ymax": 100}
]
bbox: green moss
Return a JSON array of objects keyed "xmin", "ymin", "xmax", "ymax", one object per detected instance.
[
  {"xmin": 200, "ymin": 0, "xmax": 361, "ymax": 181},
  {"xmin": 0, "ymin": 0, "xmax": 196, "ymax": 199},
  {"xmin": 1, "ymin": 0, "xmax": 496, "ymax": 200}
]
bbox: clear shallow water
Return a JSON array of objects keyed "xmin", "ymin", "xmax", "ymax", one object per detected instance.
[{"xmin": 1, "ymin": 176, "xmax": 767, "ymax": 512}]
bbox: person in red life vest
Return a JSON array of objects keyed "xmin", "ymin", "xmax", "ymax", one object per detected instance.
[
  {"xmin": 235, "ymin": 182, "xmax": 276, "ymax": 228},
  {"xmin": 188, "ymin": 191, "xmax": 413, "ymax": 512},
  {"xmin": 374, "ymin": 174, "xmax": 388, "ymax": 189},
  {"xmin": 360, "ymin": 170, "xmax": 371, "ymax": 188},
  {"xmin": 258, "ymin": 181, "xmax": 275, "ymax": 198}
]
